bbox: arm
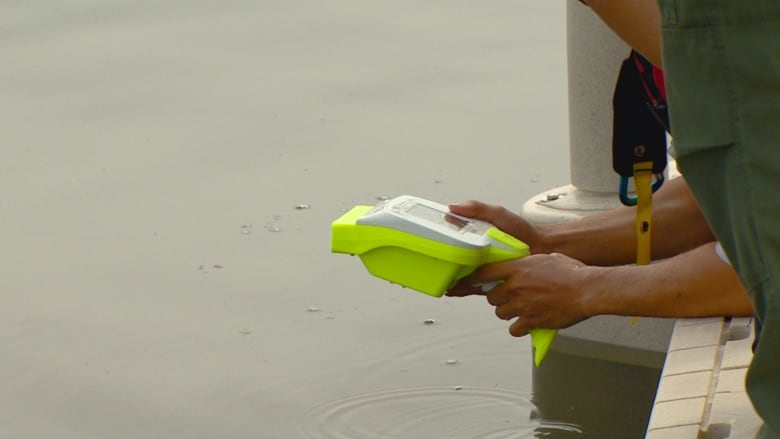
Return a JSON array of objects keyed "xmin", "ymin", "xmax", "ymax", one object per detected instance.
[
  {"xmin": 450, "ymin": 176, "xmax": 716, "ymax": 267},
  {"xmin": 453, "ymin": 243, "xmax": 752, "ymax": 337},
  {"xmin": 534, "ymin": 176, "xmax": 715, "ymax": 265},
  {"xmin": 584, "ymin": 242, "xmax": 753, "ymax": 319},
  {"xmin": 586, "ymin": 0, "xmax": 663, "ymax": 68}
]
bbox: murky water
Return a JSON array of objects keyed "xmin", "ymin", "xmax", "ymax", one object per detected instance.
[
  {"xmin": 534, "ymin": 346, "xmax": 662, "ymax": 438},
  {"xmin": 0, "ymin": 1, "xmax": 620, "ymax": 437}
]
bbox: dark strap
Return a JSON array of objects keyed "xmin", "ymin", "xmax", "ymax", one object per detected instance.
[{"xmin": 612, "ymin": 51, "xmax": 669, "ymax": 178}]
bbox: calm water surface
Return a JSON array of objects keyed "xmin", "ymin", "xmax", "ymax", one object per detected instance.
[{"xmin": 0, "ymin": 2, "xmax": 600, "ymax": 437}]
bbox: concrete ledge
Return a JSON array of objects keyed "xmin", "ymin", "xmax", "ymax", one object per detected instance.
[
  {"xmin": 646, "ymin": 425, "xmax": 703, "ymax": 439},
  {"xmin": 649, "ymin": 397, "xmax": 707, "ymax": 430},
  {"xmin": 553, "ymin": 315, "xmax": 673, "ymax": 368},
  {"xmin": 645, "ymin": 317, "xmax": 763, "ymax": 438}
]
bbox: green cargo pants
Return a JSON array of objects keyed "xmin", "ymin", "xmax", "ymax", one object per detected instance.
[{"xmin": 656, "ymin": 1, "xmax": 780, "ymax": 437}]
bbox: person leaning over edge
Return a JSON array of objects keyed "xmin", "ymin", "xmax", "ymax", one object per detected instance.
[
  {"xmin": 445, "ymin": 176, "xmax": 752, "ymax": 330},
  {"xmin": 449, "ymin": 0, "xmax": 779, "ymax": 436},
  {"xmin": 651, "ymin": 1, "xmax": 780, "ymax": 437},
  {"xmin": 593, "ymin": 1, "xmax": 779, "ymax": 436}
]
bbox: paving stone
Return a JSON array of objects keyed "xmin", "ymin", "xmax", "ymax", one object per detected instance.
[
  {"xmin": 706, "ymin": 390, "xmax": 762, "ymax": 439},
  {"xmin": 647, "ymin": 318, "xmax": 758, "ymax": 438},
  {"xmin": 655, "ymin": 371, "xmax": 713, "ymax": 403},
  {"xmin": 726, "ymin": 317, "xmax": 754, "ymax": 341},
  {"xmin": 668, "ymin": 320, "xmax": 726, "ymax": 351},
  {"xmin": 647, "ymin": 398, "xmax": 706, "ymax": 430},
  {"xmin": 715, "ymin": 367, "xmax": 747, "ymax": 394},
  {"xmin": 676, "ymin": 317, "xmax": 725, "ymax": 328},
  {"xmin": 645, "ymin": 424, "xmax": 701, "ymax": 439},
  {"xmin": 662, "ymin": 345, "xmax": 720, "ymax": 377},
  {"xmin": 721, "ymin": 335, "xmax": 754, "ymax": 370}
]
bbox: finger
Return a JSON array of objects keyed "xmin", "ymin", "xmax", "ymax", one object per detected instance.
[
  {"xmin": 445, "ymin": 280, "xmax": 484, "ymax": 297},
  {"xmin": 447, "ymin": 274, "xmax": 491, "ymax": 297},
  {"xmin": 485, "ymin": 284, "xmax": 510, "ymax": 306},
  {"xmin": 450, "ymin": 201, "xmax": 530, "ymax": 239},
  {"xmin": 448, "ymin": 200, "xmax": 507, "ymax": 227},
  {"xmin": 468, "ymin": 261, "xmax": 517, "ymax": 285},
  {"xmin": 447, "ymin": 200, "xmax": 486, "ymax": 218},
  {"xmin": 508, "ymin": 319, "xmax": 530, "ymax": 338},
  {"xmin": 494, "ymin": 303, "xmax": 517, "ymax": 321}
]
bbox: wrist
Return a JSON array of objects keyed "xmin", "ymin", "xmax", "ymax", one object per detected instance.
[
  {"xmin": 529, "ymin": 223, "xmax": 556, "ymax": 255},
  {"xmin": 578, "ymin": 266, "xmax": 612, "ymax": 317},
  {"xmin": 531, "ymin": 223, "xmax": 579, "ymax": 258}
]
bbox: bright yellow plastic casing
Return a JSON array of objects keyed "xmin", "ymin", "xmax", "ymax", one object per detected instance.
[{"xmin": 331, "ymin": 202, "xmax": 557, "ymax": 366}]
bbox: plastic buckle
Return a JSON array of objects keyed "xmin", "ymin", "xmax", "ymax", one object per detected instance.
[{"xmin": 619, "ymin": 174, "xmax": 664, "ymax": 206}]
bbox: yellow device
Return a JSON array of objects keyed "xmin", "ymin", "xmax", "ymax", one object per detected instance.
[{"xmin": 331, "ymin": 195, "xmax": 557, "ymax": 366}]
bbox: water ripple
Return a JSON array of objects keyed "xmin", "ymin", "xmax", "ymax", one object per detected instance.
[{"xmin": 303, "ymin": 385, "xmax": 581, "ymax": 439}]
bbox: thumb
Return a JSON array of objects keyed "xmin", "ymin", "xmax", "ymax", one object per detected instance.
[
  {"xmin": 450, "ymin": 201, "xmax": 526, "ymax": 235},
  {"xmin": 449, "ymin": 201, "xmax": 538, "ymax": 247},
  {"xmin": 448, "ymin": 200, "xmax": 507, "ymax": 224},
  {"xmin": 448, "ymin": 200, "xmax": 482, "ymax": 217}
]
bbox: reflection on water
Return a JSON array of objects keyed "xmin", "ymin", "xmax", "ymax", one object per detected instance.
[{"xmin": 533, "ymin": 347, "xmax": 662, "ymax": 438}]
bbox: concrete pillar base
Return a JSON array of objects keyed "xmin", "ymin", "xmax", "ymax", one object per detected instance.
[{"xmin": 520, "ymin": 184, "xmax": 622, "ymax": 224}]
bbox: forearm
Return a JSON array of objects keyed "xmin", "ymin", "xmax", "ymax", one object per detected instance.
[
  {"xmin": 582, "ymin": 243, "xmax": 753, "ymax": 318},
  {"xmin": 586, "ymin": 0, "xmax": 663, "ymax": 67},
  {"xmin": 534, "ymin": 177, "xmax": 716, "ymax": 266}
]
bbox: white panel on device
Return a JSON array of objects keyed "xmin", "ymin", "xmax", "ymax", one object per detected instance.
[{"xmin": 356, "ymin": 195, "xmax": 492, "ymax": 249}]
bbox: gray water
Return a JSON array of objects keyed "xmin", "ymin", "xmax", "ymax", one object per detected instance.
[{"xmin": 0, "ymin": 2, "xmax": 626, "ymax": 437}]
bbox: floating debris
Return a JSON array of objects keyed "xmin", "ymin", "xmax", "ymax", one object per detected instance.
[
  {"xmin": 453, "ymin": 386, "xmax": 463, "ymax": 391},
  {"xmin": 265, "ymin": 224, "xmax": 282, "ymax": 233},
  {"xmin": 376, "ymin": 195, "xmax": 390, "ymax": 201},
  {"xmin": 294, "ymin": 204, "xmax": 311, "ymax": 210},
  {"xmin": 306, "ymin": 306, "xmax": 320, "ymax": 313},
  {"xmin": 240, "ymin": 224, "xmax": 253, "ymax": 235},
  {"xmin": 445, "ymin": 359, "xmax": 459, "ymax": 365},
  {"xmin": 213, "ymin": 264, "xmax": 223, "ymax": 269},
  {"xmin": 423, "ymin": 318, "xmax": 437, "ymax": 326}
]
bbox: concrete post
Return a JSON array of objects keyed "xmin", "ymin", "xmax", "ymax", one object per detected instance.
[
  {"xmin": 524, "ymin": 1, "xmax": 674, "ymax": 365},
  {"xmin": 521, "ymin": 2, "xmax": 628, "ymax": 223}
]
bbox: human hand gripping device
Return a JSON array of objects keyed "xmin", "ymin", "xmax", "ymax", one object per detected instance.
[{"xmin": 331, "ymin": 195, "xmax": 557, "ymax": 366}]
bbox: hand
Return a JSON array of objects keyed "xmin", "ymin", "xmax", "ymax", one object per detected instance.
[
  {"xmin": 447, "ymin": 253, "xmax": 594, "ymax": 337},
  {"xmin": 448, "ymin": 200, "xmax": 542, "ymax": 250},
  {"xmin": 445, "ymin": 199, "xmax": 548, "ymax": 299}
]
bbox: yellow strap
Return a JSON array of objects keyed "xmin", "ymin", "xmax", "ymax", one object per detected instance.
[{"xmin": 632, "ymin": 161, "xmax": 654, "ymax": 325}]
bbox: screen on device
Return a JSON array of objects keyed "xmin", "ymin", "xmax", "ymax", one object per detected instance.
[{"xmin": 406, "ymin": 204, "xmax": 470, "ymax": 231}]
